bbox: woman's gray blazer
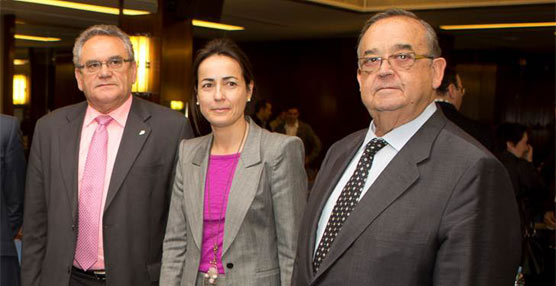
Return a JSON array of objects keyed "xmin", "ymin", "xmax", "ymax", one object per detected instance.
[{"xmin": 160, "ymin": 119, "xmax": 308, "ymax": 286}]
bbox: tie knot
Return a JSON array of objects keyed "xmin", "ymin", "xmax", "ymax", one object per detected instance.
[
  {"xmin": 95, "ymin": 115, "xmax": 113, "ymax": 126},
  {"xmin": 363, "ymin": 138, "xmax": 387, "ymax": 158}
]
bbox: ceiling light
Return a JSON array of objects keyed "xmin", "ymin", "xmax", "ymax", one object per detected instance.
[
  {"xmin": 14, "ymin": 0, "xmax": 150, "ymax": 16},
  {"xmin": 15, "ymin": 34, "xmax": 61, "ymax": 42},
  {"xmin": 440, "ymin": 22, "xmax": 556, "ymax": 30},
  {"xmin": 192, "ymin": 19, "xmax": 244, "ymax": 31}
]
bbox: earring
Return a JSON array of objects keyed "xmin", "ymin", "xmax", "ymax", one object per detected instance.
[
  {"xmin": 196, "ymin": 101, "xmax": 200, "ymax": 106},
  {"xmin": 247, "ymin": 98, "xmax": 251, "ymax": 102}
]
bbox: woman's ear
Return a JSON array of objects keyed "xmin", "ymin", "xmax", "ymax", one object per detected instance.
[{"xmin": 247, "ymin": 81, "xmax": 254, "ymax": 98}]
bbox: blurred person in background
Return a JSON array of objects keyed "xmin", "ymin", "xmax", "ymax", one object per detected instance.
[
  {"xmin": 1, "ymin": 115, "xmax": 26, "ymax": 286},
  {"xmin": 435, "ymin": 66, "xmax": 493, "ymax": 150},
  {"xmin": 252, "ymin": 99, "xmax": 272, "ymax": 130}
]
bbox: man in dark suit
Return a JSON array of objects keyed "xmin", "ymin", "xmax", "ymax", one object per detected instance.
[
  {"xmin": 21, "ymin": 25, "xmax": 193, "ymax": 286},
  {"xmin": 1, "ymin": 115, "xmax": 26, "ymax": 286},
  {"xmin": 275, "ymin": 107, "xmax": 322, "ymax": 166},
  {"xmin": 293, "ymin": 9, "xmax": 521, "ymax": 286},
  {"xmin": 252, "ymin": 99, "xmax": 272, "ymax": 130},
  {"xmin": 435, "ymin": 66, "xmax": 493, "ymax": 150}
]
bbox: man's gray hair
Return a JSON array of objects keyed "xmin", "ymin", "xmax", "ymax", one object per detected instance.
[
  {"xmin": 73, "ymin": 24, "xmax": 134, "ymax": 66},
  {"xmin": 356, "ymin": 8, "xmax": 441, "ymax": 58}
]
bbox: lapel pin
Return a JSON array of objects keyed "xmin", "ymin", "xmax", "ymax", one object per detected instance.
[{"xmin": 139, "ymin": 130, "xmax": 146, "ymax": 135}]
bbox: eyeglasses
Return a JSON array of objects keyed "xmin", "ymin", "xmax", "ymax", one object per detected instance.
[
  {"xmin": 358, "ymin": 52, "xmax": 434, "ymax": 73},
  {"xmin": 76, "ymin": 57, "xmax": 133, "ymax": 74}
]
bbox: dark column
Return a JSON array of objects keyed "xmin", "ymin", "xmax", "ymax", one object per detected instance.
[
  {"xmin": 159, "ymin": 19, "xmax": 193, "ymax": 107},
  {"xmin": 2, "ymin": 15, "xmax": 16, "ymax": 115},
  {"xmin": 119, "ymin": 0, "xmax": 194, "ymax": 108}
]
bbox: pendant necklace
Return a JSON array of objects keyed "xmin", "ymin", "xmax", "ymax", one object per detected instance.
[{"xmin": 204, "ymin": 121, "xmax": 248, "ymax": 285}]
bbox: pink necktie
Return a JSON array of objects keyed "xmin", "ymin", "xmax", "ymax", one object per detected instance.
[{"xmin": 75, "ymin": 115, "xmax": 113, "ymax": 270}]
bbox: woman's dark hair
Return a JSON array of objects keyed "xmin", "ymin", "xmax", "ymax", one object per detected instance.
[
  {"xmin": 495, "ymin": 122, "xmax": 527, "ymax": 153},
  {"xmin": 189, "ymin": 38, "xmax": 255, "ymax": 135}
]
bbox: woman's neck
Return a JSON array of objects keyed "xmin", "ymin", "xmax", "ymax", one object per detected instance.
[{"xmin": 211, "ymin": 118, "xmax": 249, "ymax": 155}]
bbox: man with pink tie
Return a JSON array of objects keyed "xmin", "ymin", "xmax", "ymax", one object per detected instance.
[{"xmin": 21, "ymin": 24, "xmax": 193, "ymax": 286}]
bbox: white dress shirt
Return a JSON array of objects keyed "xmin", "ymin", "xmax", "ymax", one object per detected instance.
[{"xmin": 314, "ymin": 103, "xmax": 437, "ymax": 255}]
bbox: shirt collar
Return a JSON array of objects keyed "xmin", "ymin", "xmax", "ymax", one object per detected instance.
[
  {"xmin": 366, "ymin": 102, "xmax": 437, "ymax": 151},
  {"xmin": 434, "ymin": 98, "xmax": 454, "ymax": 105},
  {"xmin": 83, "ymin": 95, "xmax": 133, "ymax": 128}
]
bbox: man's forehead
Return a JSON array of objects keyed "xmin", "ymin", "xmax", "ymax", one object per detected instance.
[
  {"xmin": 81, "ymin": 36, "xmax": 126, "ymax": 55},
  {"xmin": 362, "ymin": 44, "xmax": 414, "ymax": 55},
  {"xmin": 83, "ymin": 35, "xmax": 123, "ymax": 47},
  {"xmin": 360, "ymin": 16, "xmax": 427, "ymax": 52}
]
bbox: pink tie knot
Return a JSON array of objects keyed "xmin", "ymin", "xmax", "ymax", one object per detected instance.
[{"xmin": 95, "ymin": 115, "xmax": 113, "ymax": 126}]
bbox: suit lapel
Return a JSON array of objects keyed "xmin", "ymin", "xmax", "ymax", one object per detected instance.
[
  {"xmin": 104, "ymin": 97, "xmax": 151, "ymax": 211},
  {"xmin": 303, "ymin": 132, "xmax": 364, "ymax": 275},
  {"xmin": 312, "ymin": 110, "xmax": 447, "ymax": 282},
  {"xmin": 222, "ymin": 120, "xmax": 262, "ymax": 256},
  {"xmin": 312, "ymin": 155, "xmax": 419, "ymax": 280},
  {"xmin": 185, "ymin": 136, "xmax": 212, "ymax": 249},
  {"xmin": 59, "ymin": 102, "xmax": 87, "ymax": 222}
]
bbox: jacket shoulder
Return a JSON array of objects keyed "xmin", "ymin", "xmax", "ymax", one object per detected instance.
[
  {"xmin": 134, "ymin": 97, "xmax": 187, "ymax": 121},
  {"xmin": 179, "ymin": 134, "xmax": 210, "ymax": 152},
  {"xmin": 439, "ymin": 121, "xmax": 492, "ymax": 158},
  {"xmin": 35, "ymin": 101, "xmax": 87, "ymax": 126},
  {"xmin": 328, "ymin": 129, "xmax": 367, "ymax": 152},
  {"xmin": 260, "ymin": 128, "xmax": 303, "ymax": 152}
]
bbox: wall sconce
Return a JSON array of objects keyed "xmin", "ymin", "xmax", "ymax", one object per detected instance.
[
  {"xmin": 170, "ymin": 100, "xmax": 184, "ymax": 110},
  {"xmin": 13, "ymin": 74, "xmax": 30, "ymax": 105},
  {"xmin": 129, "ymin": 35, "xmax": 151, "ymax": 94}
]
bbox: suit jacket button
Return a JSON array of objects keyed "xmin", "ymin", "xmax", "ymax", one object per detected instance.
[
  {"xmin": 67, "ymin": 266, "xmax": 71, "ymax": 273},
  {"xmin": 226, "ymin": 263, "xmax": 234, "ymax": 269},
  {"xmin": 71, "ymin": 225, "xmax": 75, "ymax": 231}
]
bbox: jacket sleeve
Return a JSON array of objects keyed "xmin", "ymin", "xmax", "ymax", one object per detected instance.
[
  {"xmin": 433, "ymin": 157, "xmax": 521, "ymax": 286},
  {"xmin": 21, "ymin": 119, "xmax": 47, "ymax": 286},
  {"xmin": 270, "ymin": 136, "xmax": 308, "ymax": 285},
  {"xmin": 4, "ymin": 117, "xmax": 26, "ymax": 237},
  {"xmin": 160, "ymin": 141, "xmax": 189, "ymax": 286}
]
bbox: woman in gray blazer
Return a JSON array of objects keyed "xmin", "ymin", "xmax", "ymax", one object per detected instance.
[{"xmin": 160, "ymin": 38, "xmax": 307, "ymax": 286}]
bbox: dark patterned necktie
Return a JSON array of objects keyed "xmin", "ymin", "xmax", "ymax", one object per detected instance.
[{"xmin": 313, "ymin": 137, "xmax": 387, "ymax": 273}]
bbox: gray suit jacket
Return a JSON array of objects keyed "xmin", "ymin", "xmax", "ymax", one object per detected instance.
[
  {"xmin": 21, "ymin": 97, "xmax": 193, "ymax": 286},
  {"xmin": 161, "ymin": 120, "xmax": 307, "ymax": 286},
  {"xmin": 293, "ymin": 110, "xmax": 522, "ymax": 286}
]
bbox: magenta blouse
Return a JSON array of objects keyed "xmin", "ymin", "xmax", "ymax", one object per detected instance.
[{"xmin": 199, "ymin": 153, "xmax": 240, "ymax": 274}]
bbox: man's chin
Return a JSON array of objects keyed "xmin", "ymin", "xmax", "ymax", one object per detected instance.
[
  {"xmin": 86, "ymin": 93, "xmax": 128, "ymax": 112},
  {"xmin": 367, "ymin": 99, "xmax": 407, "ymax": 113}
]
